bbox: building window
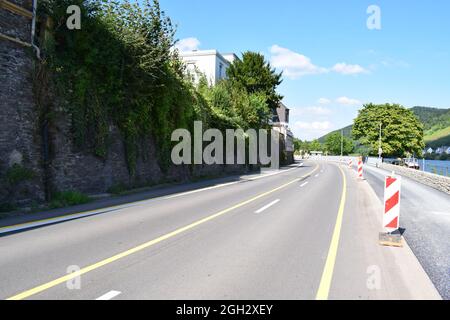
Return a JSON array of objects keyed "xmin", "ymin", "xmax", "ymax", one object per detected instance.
[{"xmin": 219, "ymin": 63, "xmax": 223, "ymax": 79}]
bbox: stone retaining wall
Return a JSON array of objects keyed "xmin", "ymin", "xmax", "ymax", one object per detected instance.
[{"xmin": 380, "ymin": 163, "xmax": 450, "ymax": 195}]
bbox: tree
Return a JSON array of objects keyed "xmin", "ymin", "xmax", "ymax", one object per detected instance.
[
  {"xmin": 293, "ymin": 138, "xmax": 302, "ymax": 152},
  {"xmin": 309, "ymin": 140, "xmax": 323, "ymax": 152},
  {"xmin": 227, "ymin": 52, "xmax": 283, "ymax": 115},
  {"xmin": 352, "ymin": 103, "xmax": 425, "ymax": 157},
  {"xmin": 325, "ymin": 132, "xmax": 354, "ymax": 155}
]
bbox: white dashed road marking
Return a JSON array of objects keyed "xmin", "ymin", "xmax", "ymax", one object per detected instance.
[
  {"xmin": 255, "ymin": 199, "xmax": 281, "ymax": 213},
  {"xmin": 96, "ymin": 290, "xmax": 121, "ymax": 300}
]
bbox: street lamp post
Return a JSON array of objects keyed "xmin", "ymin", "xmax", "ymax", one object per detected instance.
[{"xmin": 378, "ymin": 123, "xmax": 382, "ymax": 167}]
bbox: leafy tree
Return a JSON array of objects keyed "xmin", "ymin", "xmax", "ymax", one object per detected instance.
[
  {"xmin": 352, "ymin": 103, "xmax": 425, "ymax": 157},
  {"xmin": 197, "ymin": 79, "xmax": 270, "ymax": 131},
  {"xmin": 309, "ymin": 140, "xmax": 323, "ymax": 152},
  {"xmin": 325, "ymin": 132, "xmax": 354, "ymax": 155},
  {"xmin": 293, "ymin": 138, "xmax": 302, "ymax": 152},
  {"xmin": 40, "ymin": 0, "xmax": 197, "ymax": 173},
  {"xmin": 227, "ymin": 52, "xmax": 283, "ymax": 116}
]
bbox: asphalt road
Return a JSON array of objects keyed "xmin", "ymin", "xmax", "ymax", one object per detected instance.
[
  {"xmin": 0, "ymin": 161, "xmax": 441, "ymax": 300},
  {"xmin": 363, "ymin": 164, "xmax": 450, "ymax": 299}
]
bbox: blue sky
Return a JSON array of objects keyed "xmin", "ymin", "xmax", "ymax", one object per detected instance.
[{"xmin": 160, "ymin": 0, "xmax": 450, "ymax": 140}]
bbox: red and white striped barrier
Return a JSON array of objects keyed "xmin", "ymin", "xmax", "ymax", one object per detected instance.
[
  {"xmin": 383, "ymin": 174, "xmax": 401, "ymax": 231},
  {"xmin": 357, "ymin": 157, "xmax": 363, "ymax": 179},
  {"xmin": 348, "ymin": 159, "xmax": 353, "ymax": 169}
]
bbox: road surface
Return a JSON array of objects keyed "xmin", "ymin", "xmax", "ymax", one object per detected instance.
[{"xmin": 0, "ymin": 161, "xmax": 441, "ymax": 300}]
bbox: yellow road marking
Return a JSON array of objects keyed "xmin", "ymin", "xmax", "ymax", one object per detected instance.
[
  {"xmin": 7, "ymin": 165, "xmax": 319, "ymax": 300},
  {"xmin": 0, "ymin": 163, "xmax": 305, "ymax": 234},
  {"xmin": 315, "ymin": 164, "xmax": 347, "ymax": 300}
]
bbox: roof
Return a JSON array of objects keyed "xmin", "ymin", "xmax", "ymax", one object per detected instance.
[
  {"xmin": 179, "ymin": 49, "xmax": 237, "ymax": 64},
  {"xmin": 278, "ymin": 101, "xmax": 290, "ymax": 111}
]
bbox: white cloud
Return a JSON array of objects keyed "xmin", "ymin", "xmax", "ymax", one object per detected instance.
[
  {"xmin": 317, "ymin": 98, "xmax": 331, "ymax": 105},
  {"xmin": 336, "ymin": 96, "xmax": 362, "ymax": 106},
  {"xmin": 294, "ymin": 121, "xmax": 332, "ymax": 130},
  {"xmin": 291, "ymin": 106, "xmax": 332, "ymax": 116},
  {"xmin": 174, "ymin": 37, "xmax": 201, "ymax": 52},
  {"xmin": 331, "ymin": 63, "xmax": 368, "ymax": 75},
  {"xmin": 269, "ymin": 45, "xmax": 369, "ymax": 79},
  {"xmin": 292, "ymin": 121, "xmax": 333, "ymax": 141},
  {"xmin": 269, "ymin": 45, "xmax": 328, "ymax": 79}
]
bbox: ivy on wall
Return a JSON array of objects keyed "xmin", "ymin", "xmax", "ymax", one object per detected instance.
[
  {"xmin": 37, "ymin": 0, "xmax": 271, "ymax": 175},
  {"xmin": 38, "ymin": 0, "xmax": 197, "ymax": 174}
]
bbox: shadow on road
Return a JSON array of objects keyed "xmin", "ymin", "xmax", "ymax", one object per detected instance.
[{"xmin": 0, "ymin": 161, "xmax": 307, "ymax": 236}]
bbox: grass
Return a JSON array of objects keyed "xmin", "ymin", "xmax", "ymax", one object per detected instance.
[
  {"xmin": 49, "ymin": 191, "xmax": 91, "ymax": 209},
  {"xmin": 424, "ymin": 126, "xmax": 450, "ymax": 143}
]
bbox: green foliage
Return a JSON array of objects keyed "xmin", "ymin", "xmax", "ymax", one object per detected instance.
[
  {"xmin": 309, "ymin": 140, "xmax": 323, "ymax": 152},
  {"xmin": 325, "ymin": 132, "xmax": 354, "ymax": 155},
  {"xmin": 352, "ymin": 103, "xmax": 425, "ymax": 157},
  {"xmin": 0, "ymin": 164, "xmax": 35, "ymax": 212},
  {"xmin": 40, "ymin": 0, "xmax": 195, "ymax": 173},
  {"xmin": 49, "ymin": 191, "xmax": 91, "ymax": 209},
  {"xmin": 227, "ymin": 52, "xmax": 283, "ymax": 114},
  {"xmin": 293, "ymin": 139, "xmax": 319, "ymax": 154},
  {"xmin": 424, "ymin": 152, "xmax": 450, "ymax": 161},
  {"xmin": 38, "ymin": 1, "xmax": 276, "ymax": 177},
  {"xmin": 293, "ymin": 138, "xmax": 302, "ymax": 152},
  {"xmin": 318, "ymin": 125, "xmax": 353, "ymax": 144},
  {"xmin": 197, "ymin": 80, "xmax": 271, "ymax": 131},
  {"xmin": 411, "ymin": 106, "xmax": 450, "ymax": 132},
  {"xmin": 411, "ymin": 107, "xmax": 450, "ymax": 148},
  {"xmin": 4, "ymin": 164, "xmax": 35, "ymax": 185}
]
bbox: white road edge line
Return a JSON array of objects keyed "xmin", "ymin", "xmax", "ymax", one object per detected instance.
[
  {"xmin": 300, "ymin": 182, "xmax": 309, "ymax": 188},
  {"xmin": 96, "ymin": 290, "xmax": 121, "ymax": 300},
  {"xmin": 255, "ymin": 199, "xmax": 281, "ymax": 213}
]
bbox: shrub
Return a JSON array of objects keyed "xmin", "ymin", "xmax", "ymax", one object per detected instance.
[
  {"xmin": 49, "ymin": 191, "xmax": 91, "ymax": 209},
  {"xmin": 5, "ymin": 164, "xmax": 35, "ymax": 185}
]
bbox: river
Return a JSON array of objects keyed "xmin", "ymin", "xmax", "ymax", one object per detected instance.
[{"xmin": 419, "ymin": 159, "xmax": 450, "ymax": 176}]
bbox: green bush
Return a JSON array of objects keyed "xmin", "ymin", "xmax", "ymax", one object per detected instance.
[
  {"xmin": 0, "ymin": 164, "xmax": 35, "ymax": 212},
  {"xmin": 5, "ymin": 164, "xmax": 35, "ymax": 185},
  {"xmin": 49, "ymin": 191, "xmax": 91, "ymax": 209},
  {"xmin": 39, "ymin": 0, "xmax": 195, "ymax": 173},
  {"xmin": 37, "ymin": 0, "xmax": 279, "ymax": 178}
]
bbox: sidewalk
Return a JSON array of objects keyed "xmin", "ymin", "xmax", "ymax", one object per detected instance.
[{"xmin": 330, "ymin": 163, "xmax": 441, "ymax": 300}]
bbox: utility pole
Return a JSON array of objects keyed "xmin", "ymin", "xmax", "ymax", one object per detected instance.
[
  {"xmin": 341, "ymin": 129, "xmax": 344, "ymax": 157},
  {"xmin": 378, "ymin": 123, "xmax": 382, "ymax": 167}
]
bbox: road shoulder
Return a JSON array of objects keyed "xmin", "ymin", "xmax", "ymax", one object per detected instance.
[{"xmin": 329, "ymin": 163, "xmax": 441, "ymax": 300}]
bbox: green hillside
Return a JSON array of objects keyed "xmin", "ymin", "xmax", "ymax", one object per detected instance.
[
  {"xmin": 317, "ymin": 106, "xmax": 450, "ymax": 148},
  {"xmin": 411, "ymin": 107, "xmax": 450, "ymax": 147},
  {"xmin": 318, "ymin": 125, "xmax": 353, "ymax": 144}
]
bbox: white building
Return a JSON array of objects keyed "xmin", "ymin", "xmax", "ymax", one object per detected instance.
[{"xmin": 179, "ymin": 50, "xmax": 239, "ymax": 85}]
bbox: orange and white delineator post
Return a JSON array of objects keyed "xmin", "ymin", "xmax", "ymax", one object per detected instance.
[
  {"xmin": 357, "ymin": 157, "xmax": 363, "ymax": 179},
  {"xmin": 383, "ymin": 174, "xmax": 401, "ymax": 232}
]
